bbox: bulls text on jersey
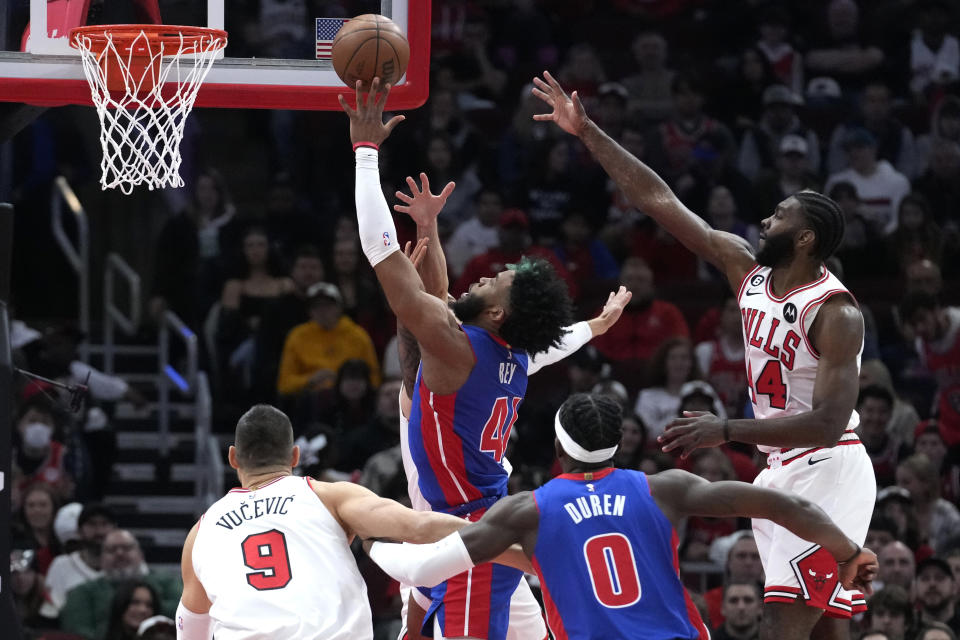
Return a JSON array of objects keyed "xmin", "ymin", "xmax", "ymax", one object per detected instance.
[{"xmin": 741, "ymin": 307, "xmax": 802, "ymax": 372}]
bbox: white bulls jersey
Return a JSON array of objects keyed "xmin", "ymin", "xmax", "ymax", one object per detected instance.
[
  {"xmin": 736, "ymin": 264, "xmax": 862, "ymax": 454},
  {"xmin": 192, "ymin": 475, "xmax": 371, "ymax": 640}
]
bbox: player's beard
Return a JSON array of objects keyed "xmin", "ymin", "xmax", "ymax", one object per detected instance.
[
  {"xmin": 755, "ymin": 230, "xmax": 796, "ymax": 267},
  {"xmin": 450, "ymin": 292, "xmax": 488, "ymax": 324}
]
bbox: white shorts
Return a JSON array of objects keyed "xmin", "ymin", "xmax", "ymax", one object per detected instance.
[
  {"xmin": 399, "ymin": 578, "xmax": 547, "ymax": 640},
  {"xmin": 752, "ymin": 441, "xmax": 876, "ymax": 618}
]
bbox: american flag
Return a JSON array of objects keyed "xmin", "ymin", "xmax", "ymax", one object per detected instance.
[{"xmin": 316, "ymin": 18, "xmax": 347, "ymax": 59}]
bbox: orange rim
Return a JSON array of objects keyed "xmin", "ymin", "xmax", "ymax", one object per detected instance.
[{"xmin": 69, "ymin": 24, "xmax": 228, "ymax": 55}]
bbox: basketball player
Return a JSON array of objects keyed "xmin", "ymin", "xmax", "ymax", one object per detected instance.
[
  {"xmin": 175, "ymin": 404, "xmax": 527, "ymax": 640},
  {"xmin": 340, "ymin": 79, "xmax": 622, "ymax": 640},
  {"xmin": 391, "ymin": 174, "xmax": 631, "ymax": 640},
  {"xmin": 367, "ymin": 394, "xmax": 879, "ymax": 640},
  {"xmin": 531, "ymin": 71, "xmax": 876, "ymax": 640}
]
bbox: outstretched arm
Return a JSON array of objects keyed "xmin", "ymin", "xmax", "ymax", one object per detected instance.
[
  {"xmin": 659, "ymin": 297, "xmax": 863, "ymax": 456},
  {"xmin": 367, "ymin": 492, "xmax": 538, "ymax": 587},
  {"xmin": 395, "ymin": 173, "xmax": 455, "ymax": 299},
  {"xmin": 323, "ymin": 480, "xmax": 465, "ymax": 544},
  {"xmin": 527, "ymin": 286, "xmax": 631, "ymax": 375},
  {"xmin": 341, "ymin": 80, "xmax": 473, "ymax": 368},
  {"xmin": 649, "ymin": 469, "xmax": 878, "ymax": 594},
  {"xmin": 532, "ymin": 71, "xmax": 755, "ymax": 290}
]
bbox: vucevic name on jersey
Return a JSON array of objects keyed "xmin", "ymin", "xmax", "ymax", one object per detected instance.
[{"xmin": 737, "ymin": 264, "xmax": 862, "ymax": 454}]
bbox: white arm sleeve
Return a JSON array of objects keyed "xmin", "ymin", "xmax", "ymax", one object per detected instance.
[
  {"xmin": 355, "ymin": 147, "xmax": 401, "ymax": 267},
  {"xmin": 527, "ymin": 321, "xmax": 592, "ymax": 376},
  {"xmin": 369, "ymin": 533, "xmax": 475, "ymax": 587},
  {"xmin": 175, "ymin": 600, "xmax": 213, "ymax": 640}
]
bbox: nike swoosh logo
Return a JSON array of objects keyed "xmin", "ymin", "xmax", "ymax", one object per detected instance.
[
  {"xmin": 745, "ymin": 290, "xmax": 761, "ymax": 296},
  {"xmin": 808, "ymin": 456, "xmax": 832, "ymax": 465}
]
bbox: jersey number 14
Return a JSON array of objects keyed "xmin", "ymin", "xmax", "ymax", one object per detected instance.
[{"xmin": 748, "ymin": 359, "xmax": 788, "ymax": 410}]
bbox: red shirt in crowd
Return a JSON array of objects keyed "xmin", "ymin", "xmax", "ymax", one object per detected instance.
[{"xmin": 592, "ymin": 299, "xmax": 689, "ymax": 362}]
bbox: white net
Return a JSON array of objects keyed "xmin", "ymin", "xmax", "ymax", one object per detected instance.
[{"xmin": 72, "ymin": 28, "xmax": 227, "ymax": 194}]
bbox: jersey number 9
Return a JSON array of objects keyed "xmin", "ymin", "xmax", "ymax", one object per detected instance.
[{"xmin": 241, "ymin": 529, "xmax": 292, "ymax": 590}]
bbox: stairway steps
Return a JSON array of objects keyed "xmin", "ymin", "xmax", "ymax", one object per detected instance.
[
  {"xmin": 119, "ymin": 511, "xmax": 196, "ymax": 528},
  {"xmin": 106, "ymin": 478, "xmax": 195, "ymax": 496},
  {"xmin": 105, "ymin": 494, "xmax": 200, "ymax": 514},
  {"xmin": 114, "ymin": 463, "xmax": 199, "ymax": 483}
]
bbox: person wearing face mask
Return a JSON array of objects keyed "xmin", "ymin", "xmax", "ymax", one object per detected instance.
[{"xmin": 12, "ymin": 393, "xmax": 74, "ymax": 510}]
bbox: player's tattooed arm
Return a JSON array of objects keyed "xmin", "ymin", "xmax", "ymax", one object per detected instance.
[
  {"xmin": 397, "ymin": 239, "xmax": 426, "ymax": 400},
  {"xmin": 397, "ymin": 323, "xmax": 421, "ymax": 398},
  {"xmin": 531, "ymin": 70, "xmax": 755, "ymax": 290}
]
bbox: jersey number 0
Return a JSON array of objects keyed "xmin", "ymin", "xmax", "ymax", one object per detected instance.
[
  {"xmin": 241, "ymin": 529, "xmax": 292, "ymax": 590},
  {"xmin": 583, "ymin": 533, "xmax": 641, "ymax": 608}
]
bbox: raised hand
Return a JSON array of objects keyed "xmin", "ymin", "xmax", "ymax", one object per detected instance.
[
  {"xmin": 338, "ymin": 77, "xmax": 405, "ymax": 146},
  {"xmin": 531, "ymin": 70, "xmax": 590, "ymax": 137},
  {"xmin": 403, "ymin": 237, "xmax": 430, "ymax": 271},
  {"xmin": 587, "ymin": 286, "xmax": 632, "ymax": 336},
  {"xmin": 395, "ymin": 173, "xmax": 456, "ymax": 226}
]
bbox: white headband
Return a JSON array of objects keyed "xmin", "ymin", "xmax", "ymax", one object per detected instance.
[{"xmin": 554, "ymin": 409, "xmax": 619, "ymax": 464}]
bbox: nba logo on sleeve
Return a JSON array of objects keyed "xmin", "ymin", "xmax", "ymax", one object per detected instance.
[{"xmin": 382, "ymin": 231, "xmax": 391, "ymax": 246}]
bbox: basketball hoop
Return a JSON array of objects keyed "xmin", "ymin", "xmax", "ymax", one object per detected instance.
[{"xmin": 70, "ymin": 25, "xmax": 228, "ymax": 194}]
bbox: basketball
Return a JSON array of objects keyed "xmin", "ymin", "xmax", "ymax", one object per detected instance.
[{"xmin": 331, "ymin": 14, "xmax": 410, "ymax": 93}]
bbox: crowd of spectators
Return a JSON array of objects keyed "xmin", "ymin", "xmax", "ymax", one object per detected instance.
[{"xmin": 7, "ymin": 0, "xmax": 960, "ymax": 638}]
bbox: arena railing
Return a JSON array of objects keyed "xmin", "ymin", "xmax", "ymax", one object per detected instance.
[
  {"xmin": 51, "ymin": 176, "xmax": 89, "ymax": 360},
  {"xmin": 194, "ymin": 371, "xmax": 223, "ymax": 510},
  {"xmin": 158, "ymin": 310, "xmax": 197, "ymax": 457},
  {"xmin": 102, "ymin": 253, "xmax": 141, "ymax": 374}
]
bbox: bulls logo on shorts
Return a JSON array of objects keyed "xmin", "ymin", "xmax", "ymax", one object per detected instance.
[
  {"xmin": 750, "ymin": 274, "xmax": 765, "ymax": 287},
  {"xmin": 783, "ymin": 303, "xmax": 798, "ymax": 323}
]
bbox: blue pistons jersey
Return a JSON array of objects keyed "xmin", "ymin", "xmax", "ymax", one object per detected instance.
[
  {"xmin": 407, "ymin": 324, "xmax": 529, "ymax": 514},
  {"xmin": 531, "ymin": 468, "xmax": 708, "ymax": 640}
]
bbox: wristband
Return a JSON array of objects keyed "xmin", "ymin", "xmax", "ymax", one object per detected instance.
[
  {"xmin": 352, "ymin": 141, "xmax": 380, "ymax": 152},
  {"xmin": 722, "ymin": 418, "xmax": 730, "ymax": 443},
  {"xmin": 838, "ymin": 544, "xmax": 861, "ymax": 565}
]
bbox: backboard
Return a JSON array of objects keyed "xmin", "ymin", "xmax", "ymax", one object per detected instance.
[{"xmin": 0, "ymin": 0, "xmax": 430, "ymax": 110}]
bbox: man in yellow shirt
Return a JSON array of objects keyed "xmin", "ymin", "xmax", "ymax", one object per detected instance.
[{"xmin": 276, "ymin": 282, "xmax": 381, "ymax": 396}]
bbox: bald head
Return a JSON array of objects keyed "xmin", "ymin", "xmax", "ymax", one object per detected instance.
[
  {"xmin": 906, "ymin": 259, "xmax": 942, "ymax": 296},
  {"xmin": 102, "ymin": 529, "xmax": 145, "ymax": 580},
  {"xmin": 878, "ymin": 541, "xmax": 915, "ymax": 590}
]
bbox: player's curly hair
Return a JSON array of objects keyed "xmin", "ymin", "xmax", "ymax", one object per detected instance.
[
  {"xmin": 499, "ymin": 257, "xmax": 574, "ymax": 354},
  {"xmin": 558, "ymin": 393, "xmax": 624, "ymax": 456}
]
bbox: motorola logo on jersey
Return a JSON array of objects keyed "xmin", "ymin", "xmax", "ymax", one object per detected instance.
[
  {"xmin": 750, "ymin": 275, "xmax": 765, "ymax": 287},
  {"xmin": 784, "ymin": 303, "xmax": 798, "ymax": 323}
]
